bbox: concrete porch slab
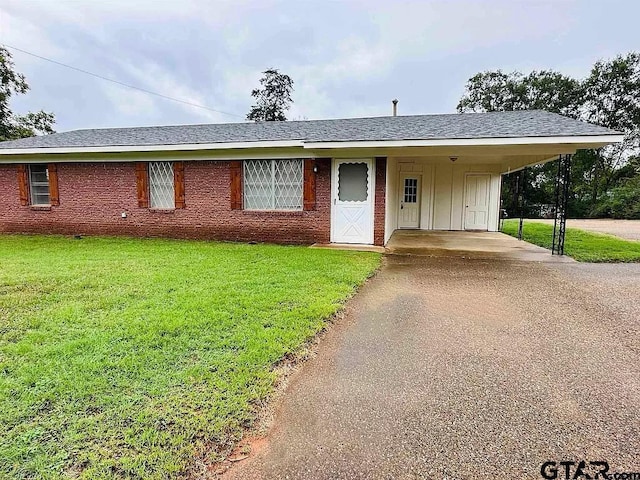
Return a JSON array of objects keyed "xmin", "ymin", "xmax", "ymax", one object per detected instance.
[{"xmin": 386, "ymin": 229, "xmax": 575, "ymax": 262}]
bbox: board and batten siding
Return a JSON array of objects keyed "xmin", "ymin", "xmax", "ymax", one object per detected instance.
[{"xmin": 385, "ymin": 158, "xmax": 502, "ymax": 242}]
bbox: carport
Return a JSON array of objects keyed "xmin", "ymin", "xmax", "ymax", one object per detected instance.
[{"xmin": 383, "ymin": 145, "xmax": 615, "ymax": 256}]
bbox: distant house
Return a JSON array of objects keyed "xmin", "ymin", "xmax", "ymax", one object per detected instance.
[{"xmin": 0, "ymin": 111, "xmax": 621, "ymax": 246}]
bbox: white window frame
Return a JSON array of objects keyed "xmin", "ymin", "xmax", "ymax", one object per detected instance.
[
  {"xmin": 243, "ymin": 159, "xmax": 303, "ymax": 211},
  {"xmin": 148, "ymin": 161, "xmax": 175, "ymax": 209},
  {"xmin": 29, "ymin": 164, "xmax": 50, "ymax": 206}
]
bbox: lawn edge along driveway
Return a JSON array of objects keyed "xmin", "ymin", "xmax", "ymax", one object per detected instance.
[
  {"xmin": 501, "ymin": 219, "xmax": 640, "ymax": 262},
  {"xmin": 0, "ymin": 235, "xmax": 381, "ymax": 480}
]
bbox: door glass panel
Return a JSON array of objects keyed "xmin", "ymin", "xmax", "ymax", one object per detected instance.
[
  {"xmin": 338, "ymin": 163, "xmax": 368, "ymax": 202},
  {"xmin": 404, "ymin": 178, "xmax": 417, "ymax": 203}
]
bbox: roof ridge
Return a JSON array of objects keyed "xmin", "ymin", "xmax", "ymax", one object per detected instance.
[{"xmin": 56, "ymin": 110, "xmax": 555, "ymax": 135}]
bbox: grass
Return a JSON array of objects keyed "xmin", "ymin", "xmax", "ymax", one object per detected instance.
[
  {"xmin": 0, "ymin": 235, "xmax": 380, "ymax": 479},
  {"xmin": 501, "ymin": 219, "xmax": 640, "ymax": 262}
]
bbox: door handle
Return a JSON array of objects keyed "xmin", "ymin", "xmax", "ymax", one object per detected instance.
[{"xmin": 400, "ymin": 203, "xmax": 404, "ymax": 210}]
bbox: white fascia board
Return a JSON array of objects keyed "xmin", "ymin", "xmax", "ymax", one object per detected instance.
[
  {"xmin": 0, "ymin": 139, "xmax": 304, "ymax": 155},
  {"xmin": 0, "ymin": 134, "xmax": 624, "ymax": 156},
  {"xmin": 302, "ymin": 134, "xmax": 625, "ymax": 149}
]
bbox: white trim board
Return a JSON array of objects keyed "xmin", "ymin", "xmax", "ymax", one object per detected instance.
[
  {"xmin": 0, "ymin": 140, "xmax": 304, "ymax": 155},
  {"xmin": 0, "ymin": 134, "xmax": 624, "ymax": 156},
  {"xmin": 303, "ymin": 134, "xmax": 624, "ymax": 149}
]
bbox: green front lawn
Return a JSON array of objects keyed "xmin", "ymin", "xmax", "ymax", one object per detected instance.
[
  {"xmin": 502, "ymin": 219, "xmax": 640, "ymax": 262},
  {"xmin": 0, "ymin": 235, "xmax": 380, "ymax": 479}
]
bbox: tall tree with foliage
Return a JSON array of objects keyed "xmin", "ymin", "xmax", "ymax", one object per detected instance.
[
  {"xmin": 246, "ymin": 68, "xmax": 294, "ymax": 122},
  {"xmin": 457, "ymin": 70, "xmax": 583, "ymax": 117},
  {"xmin": 0, "ymin": 47, "xmax": 55, "ymax": 141},
  {"xmin": 581, "ymin": 53, "xmax": 640, "ymax": 209},
  {"xmin": 458, "ymin": 53, "xmax": 640, "ymax": 219}
]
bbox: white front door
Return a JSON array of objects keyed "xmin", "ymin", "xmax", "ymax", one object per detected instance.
[
  {"xmin": 398, "ymin": 175, "xmax": 421, "ymax": 229},
  {"xmin": 331, "ymin": 159, "xmax": 374, "ymax": 244},
  {"xmin": 464, "ymin": 174, "xmax": 490, "ymax": 230}
]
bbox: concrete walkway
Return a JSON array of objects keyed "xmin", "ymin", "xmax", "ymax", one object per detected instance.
[{"xmin": 223, "ymin": 246, "xmax": 640, "ymax": 479}]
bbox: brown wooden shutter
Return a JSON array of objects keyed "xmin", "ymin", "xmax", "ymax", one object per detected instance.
[
  {"xmin": 303, "ymin": 159, "xmax": 316, "ymax": 211},
  {"xmin": 174, "ymin": 161, "xmax": 185, "ymax": 209},
  {"xmin": 17, "ymin": 164, "xmax": 29, "ymax": 206},
  {"xmin": 48, "ymin": 163, "xmax": 60, "ymax": 206},
  {"xmin": 135, "ymin": 162, "xmax": 149, "ymax": 208},
  {"xmin": 229, "ymin": 160, "xmax": 243, "ymax": 210}
]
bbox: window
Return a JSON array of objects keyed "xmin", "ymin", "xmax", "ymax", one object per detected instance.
[
  {"xmin": 29, "ymin": 164, "xmax": 50, "ymax": 206},
  {"xmin": 244, "ymin": 159, "xmax": 303, "ymax": 210},
  {"xmin": 149, "ymin": 161, "xmax": 175, "ymax": 209},
  {"xmin": 403, "ymin": 178, "xmax": 418, "ymax": 203},
  {"xmin": 338, "ymin": 162, "xmax": 368, "ymax": 202}
]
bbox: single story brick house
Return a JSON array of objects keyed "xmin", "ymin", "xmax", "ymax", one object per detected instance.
[{"xmin": 0, "ymin": 110, "xmax": 622, "ymax": 246}]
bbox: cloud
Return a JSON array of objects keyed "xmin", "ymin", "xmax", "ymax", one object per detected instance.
[
  {"xmin": 112, "ymin": 59, "xmax": 230, "ymax": 123},
  {"xmin": 1, "ymin": 0, "xmax": 638, "ymax": 130},
  {"xmin": 102, "ymin": 84, "xmax": 158, "ymax": 119}
]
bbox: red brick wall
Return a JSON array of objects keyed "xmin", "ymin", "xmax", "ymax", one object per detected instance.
[
  {"xmin": 374, "ymin": 157, "xmax": 386, "ymax": 246},
  {"xmin": 0, "ymin": 160, "xmax": 333, "ymax": 245}
]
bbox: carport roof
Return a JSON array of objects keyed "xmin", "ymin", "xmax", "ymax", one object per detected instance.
[{"xmin": 0, "ymin": 110, "xmax": 622, "ymax": 152}]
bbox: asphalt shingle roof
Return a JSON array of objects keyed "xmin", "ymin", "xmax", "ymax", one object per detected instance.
[{"xmin": 0, "ymin": 110, "xmax": 619, "ymax": 150}]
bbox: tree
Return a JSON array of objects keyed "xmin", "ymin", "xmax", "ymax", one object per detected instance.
[
  {"xmin": 457, "ymin": 53, "xmax": 640, "ymax": 219},
  {"xmin": 0, "ymin": 47, "xmax": 55, "ymax": 141},
  {"xmin": 581, "ymin": 53, "xmax": 640, "ymax": 209},
  {"xmin": 457, "ymin": 70, "xmax": 582, "ymax": 117},
  {"xmin": 583, "ymin": 53, "xmax": 640, "ymax": 135},
  {"xmin": 592, "ymin": 172, "xmax": 640, "ymax": 219},
  {"xmin": 246, "ymin": 69, "xmax": 294, "ymax": 122}
]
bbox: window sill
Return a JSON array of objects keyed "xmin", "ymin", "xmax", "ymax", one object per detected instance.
[
  {"xmin": 242, "ymin": 209, "xmax": 305, "ymax": 216},
  {"xmin": 149, "ymin": 208, "xmax": 175, "ymax": 214},
  {"xmin": 30, "ymin": 205, "xmax": 52, "ymax": 211}
]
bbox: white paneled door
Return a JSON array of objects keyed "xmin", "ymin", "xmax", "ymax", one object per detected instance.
[
  {"xmin": 464, "ymin": 174, "xmax": 490, "ymax": 230},
  {"xmin": 331, "ymin": 159, "xmax": 374, "ymax": 244},
  {"xmin": 398, "ymin": 175, "xmax": 421, "ymax": 229}
]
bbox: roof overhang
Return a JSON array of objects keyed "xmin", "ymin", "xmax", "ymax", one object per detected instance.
[
  {"xmin": 302, "ymin": 134, "xmax": 624, "ymax": 150},
  {"xmin": 0, "ymin": 139, "xmax": 305, "ymax": 155},
  {"xmin": 0, "ymin": 135, "xmax": 624, "ymax": 156}
]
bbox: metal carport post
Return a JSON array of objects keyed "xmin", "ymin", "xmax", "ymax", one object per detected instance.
[{"xmin": 552, "ymin": 154, "xmax": 572, "ymax": 255}]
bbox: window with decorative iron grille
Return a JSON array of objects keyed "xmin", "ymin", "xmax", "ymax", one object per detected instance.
[
  {"xmin": 149, "ymin": 162, "xmax": 175, "ymax": 209},
  {"xmin": 29, "ymin": 164, "xmax": 50, "ymax": 206},
  {"xmin": 244, "ymin": 159, "xmax": 303, "ymax": 210}
]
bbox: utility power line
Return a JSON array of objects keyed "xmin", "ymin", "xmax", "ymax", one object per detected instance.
[{"xmin": 2, "ymin": 43, "xmax": 244, "ymax": 119}]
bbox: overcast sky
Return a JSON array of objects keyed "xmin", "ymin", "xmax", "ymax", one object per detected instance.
[{"xmin": 0, "ymin": 0, "xmax": 638, "ymax": 132}]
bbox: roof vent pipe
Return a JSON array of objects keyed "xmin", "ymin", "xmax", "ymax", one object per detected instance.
[{"xmin": 392, "ymin": 99, "xmax": 398, "ymax": 116}]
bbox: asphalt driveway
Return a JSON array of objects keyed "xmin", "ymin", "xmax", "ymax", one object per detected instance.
[{"xmin": 223, "ymin": 250, "xmax": 640, "ymax": 479}]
